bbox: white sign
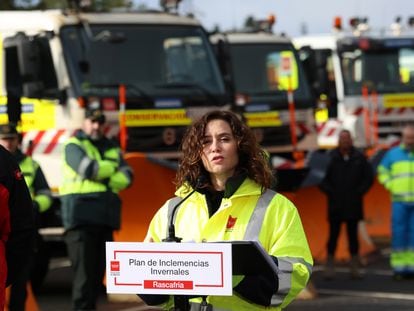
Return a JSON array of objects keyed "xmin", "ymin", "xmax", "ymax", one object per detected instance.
[{"xmin": 105, "ymin": 242, "xmax": 233, "ymax": 296}]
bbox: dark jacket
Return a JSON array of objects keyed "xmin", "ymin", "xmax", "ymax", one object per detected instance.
[
  {"xmin": 0, "ymin": 145, "xmax": 35, "ymax": 286},
  {"xmin": 319, "ymin": 147, "xmax": 374, "ymax": 221},
  {"xmin": 0, "ymin": 180, "xmax": 10, "ymax": 309}
]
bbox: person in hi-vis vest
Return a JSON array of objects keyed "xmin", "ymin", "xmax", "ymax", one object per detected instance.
[
  {"xmin": 140, "ymin": 110, "xmax": 313, "ymax": 311},
  {"xmin": 59, "ymin": 107, "xmax": 134, "ymax": 311},
  {"xmin": 378, "ymin": 123, "xmax": 414, "ymax": 280},
  {"xmin": 0, "ymin": 122, "xmax": 51, "ymax": 311}
]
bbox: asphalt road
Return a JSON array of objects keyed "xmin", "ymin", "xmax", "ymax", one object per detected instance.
[
  {"xmin": 287, "ymin": 247, "xmax": 414, "ymax": 311},
  {"xmin": 34, "ymin": 245, "xmax": 414, "ymax": 311}
]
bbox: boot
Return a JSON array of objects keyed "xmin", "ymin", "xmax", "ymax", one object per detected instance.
[
  {"xmin": 323, "ymin": 255, "xmax": 335, "ymax": 280},
  {"xmin": 350, "ymin": 255, "xmax": 362, "ymax": 279}
]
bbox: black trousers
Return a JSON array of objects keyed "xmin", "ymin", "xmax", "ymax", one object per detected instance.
[
  {"xmin": 8, "ymin": 259, "xmax": 31, "ymax": 311},
  {"xmin": 65, "ymin": 226, "xmax": 113, "ymax": 311},
  {"xmin": 327, "ymin": 219, "xmax": 359, "ymax": 257},
  {"xmin": 8, "ymin": 232, "xmax": 35, "ymax": 311}
]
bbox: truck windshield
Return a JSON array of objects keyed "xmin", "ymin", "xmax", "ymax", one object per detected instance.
[
  {"xmin": 229, "ymin": 43, "xmax": 313, "ymax": 107},
  {"xmin": 340, "ymin": 47, "xmax": 414, "ymax": 95},
  {"xmin": 60, "ymin": 24, "xmax": 225, "ymax": 97}
]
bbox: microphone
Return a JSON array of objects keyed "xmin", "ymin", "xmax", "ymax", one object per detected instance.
[{"xmin": 163, "ymin": 176, "xmax": 206, "ymax": 242}]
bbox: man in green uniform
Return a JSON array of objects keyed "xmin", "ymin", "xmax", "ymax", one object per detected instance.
[{"xmin": 59, "ymin": 107, "xmax": 133, "ymax": 310}]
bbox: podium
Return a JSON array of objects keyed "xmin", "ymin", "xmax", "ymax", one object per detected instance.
[
  {"xmin": 107, "ymin": 241, "xmax": 278, "ymax": 311},
  {"xmin": 171, "ymin": 241, "xmax": 278, "ymax": 311},
  {"xmin": 229, "ymin": 240, "xmax": 279, "ymax": 276}
]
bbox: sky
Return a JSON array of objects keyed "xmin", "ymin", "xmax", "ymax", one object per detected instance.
[{"xmin": 134, "ymin": 0, "xmax": 414, "ymax": 36}]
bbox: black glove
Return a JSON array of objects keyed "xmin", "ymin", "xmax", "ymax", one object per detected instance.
[{"xmin": 138, "ymin": 294, "xmax": 169, "ymax": 306}]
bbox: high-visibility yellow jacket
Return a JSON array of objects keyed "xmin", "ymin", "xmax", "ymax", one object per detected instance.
[
  {"xmin": 59, "ymin": 131, "xmax": 133, "ymax": 230},
  {"xmin": 377, "ymin": 144, "xmax": 414, "ymax": 203},
  {"xmin": 145, "ymin": 178, "xmax": 313, "ymax": 311}
]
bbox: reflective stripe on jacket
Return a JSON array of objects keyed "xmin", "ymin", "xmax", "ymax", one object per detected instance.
[
  {"xmin": 377, "ymin": 144, "xmax": 414, "ymax": 203},
  {"xmin": 146, "ymin": 178, "xmax": 313, "ymax": 311}
]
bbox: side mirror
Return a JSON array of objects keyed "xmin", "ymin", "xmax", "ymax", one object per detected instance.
[
  {"xmin": 4, "ymin": 32, "xmax": 59, "ymax": 99},
  {"xmin": 298, "ymin": 46, "xmax": 316, "ymax": 82},
  {"xmin": 298, "ymin": 46, "xmax": 330, "ymax": 98},
  {"xmin": 214, "ymin": 38, "xmax": 235, "ymax": 98},
  {"xmin": 4, "ymin": 32, "xmax": 43, "ymax": 97},
  {"xmin": 313, "ymin": 50, "xmax": 330, "ymax": 96}
]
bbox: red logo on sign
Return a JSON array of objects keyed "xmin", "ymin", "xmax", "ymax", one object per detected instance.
[
  {"xmin": 226, "ymin": 215, "xmax": 237, "ymax": 230},
  {"xmin": 110, "ymin": 261, "xmax": 120, "ymax": 271}
]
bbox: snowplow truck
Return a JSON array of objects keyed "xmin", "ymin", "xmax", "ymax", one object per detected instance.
[
  {"xmin": 0, "ymin": 6, "xmax": 230, "ymax": 191},
  {"xmin": 294, "ymin": 16, "xmax": 414, "ymax": 150},
  {"xmin": 211, "ymin": 15, "xmax": 317, "ymax": 190},
  {"xmin": 0, "ymin": 4, "xmax": 230, "ymax": 290}
]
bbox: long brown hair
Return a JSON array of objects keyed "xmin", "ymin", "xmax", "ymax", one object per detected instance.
[{"xmin": 175, "ymin": 110, "xmax": 274, "ymax": 191}]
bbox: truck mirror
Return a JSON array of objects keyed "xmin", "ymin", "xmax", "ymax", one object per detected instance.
[
  {"xmin": 4, "ymin": 32, "xmax": 59, "ymax": 99},
  {"xmin": 214, "ymin": 38, "xmax": 235, "ymax": 97},
  {"xmin": 298, "ymin": 47, "xmax": 330, "ymax": 98},
  {"xmin": 298, "ymin": 46, "xmax": 316, "ymax": 79},
  {"xmin": 314, "ymin": 50, "xmax": 330, "ymax": 96},
  {"xmin": 4, "ymin": 33, "xmax": 42, "ymax": 96}
]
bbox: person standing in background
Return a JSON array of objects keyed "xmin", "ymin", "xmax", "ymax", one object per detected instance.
[
  {"xmin": 0, "ymin": 142, "xmax": 35, "ymax": 311},
  {"xmin": 378, "ymin": 123, "xmax": 414, "ymax": 280},
  {"xmin": 0, "ymin": 162, "xmax": 11, "ymax": 311},
  {"xmin": 320, "ymin": 129, "xmax": 374, "ymax": 280},
  {"xmin": 0, "ymin": 122, "xmax": 53, "ymax": 310},
  {"xmin": 59, "ymin": 107, "xmax": 134, "ymax": 311}
]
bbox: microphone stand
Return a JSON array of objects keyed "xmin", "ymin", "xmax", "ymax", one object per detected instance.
[
  {"xmin": 162, "ymin": 188, "xmax": 198, "ymax": 311},
  {"xmin": 163, "ymin": 188, "xmax": 197, "ymax": 242}
]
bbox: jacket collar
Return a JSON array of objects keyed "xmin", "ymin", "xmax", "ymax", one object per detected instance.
[{"xmin": 176, "ymin": 176, "xmax": 262, "ymax": 200}]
